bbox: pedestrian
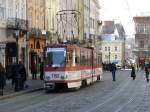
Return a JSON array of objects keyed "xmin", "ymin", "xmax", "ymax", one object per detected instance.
[
  {"xmin": 31, "ymin": 63, "xmax": 37, "ymax": 80},
  {"xmin": 12, "ymin": 63, "xmax": 21, "ymax": 91},
  {"xmin": 18, "ymin": 61, "xmax": 27, "ymax": 90},
  {"xmin": 131, "ymin": 65, "xmax": 136, "ymax": 80},
  {"xmin": 0, "ymin": 63, "xmax": 6, "ymax": 96},
  {"xmin": 40, "ymin": 62, "xmax": 44, "ymax": 80},
  {"xmin": 145, "ymin": 65, "xmax": 149, "ymax": 83},
  {"xmin": 110, "ymin": 63, "xmax": 117, "ymax": 81}
]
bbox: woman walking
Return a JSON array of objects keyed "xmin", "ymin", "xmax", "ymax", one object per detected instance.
[
  {"xmin": 131, "ymin": 66, "xmax": 136, "ymax": 80},
  {"xmin": 0, "ymin": 63, "xmax": 6, "ymax": 96}
]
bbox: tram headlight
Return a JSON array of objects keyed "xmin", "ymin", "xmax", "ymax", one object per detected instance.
[
  {"xmin": 45, "ymin": 76, "xmax": 51, "ymax": 81},
  {"xmin": 64, "ymin": 74, "xmax": 68, "ymax": 79}
]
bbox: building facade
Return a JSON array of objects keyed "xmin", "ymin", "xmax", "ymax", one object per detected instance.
[
  {"xmin": 0, "ymin": 0, "xmax": 7, "ymax": 66},
  {"xmin": 89, "ymin": 0, "xmax": 101, "ymax": 46},
  {"xmin": 101, "ymin": 21, "xmax": 126, "ymax": 67},
  {"xmin": 27, "ymin": 0, "xmax": 46, "ymax": 73},
  {"xmin": 101, "ymin": 39, "xmax": 124, "ymax": 67},
  {"xmin": 0, "ymin": 0, "xmax": 27, "ymax": 67},
  {"xmin": 45, "ymin": 0, "xmax": 59, "ymax": 44},
  {"xmin": 45, "ymin": 0, "xmax": 101, "ymax": 46},
  {"xmin": 133, "ymin": 16, "xmax": 150, "ymax": 67}
]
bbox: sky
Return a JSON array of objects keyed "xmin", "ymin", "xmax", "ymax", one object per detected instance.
[{"xmin": 99, "ymin": 0, "xmax": 150, "ymax": 36}]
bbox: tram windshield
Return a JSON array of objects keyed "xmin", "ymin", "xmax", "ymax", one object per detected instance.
[{"xmin": 45, "ymin": 48, "xmax": 66, "ymax": 67}]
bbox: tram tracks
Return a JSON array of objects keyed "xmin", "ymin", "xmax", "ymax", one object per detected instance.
[
  {"xmin": 19, "ymin": 74, "xmax": 130, "ymax": 112},
  {"xmin": 0, "ymin": 71, "xmax": 140, "ymax": 112},
  {"xmin": 83, "ymin": 72, "xmax": 146, "ymax": 112}
]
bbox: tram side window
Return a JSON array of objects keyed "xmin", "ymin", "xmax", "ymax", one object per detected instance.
[
  {"xmin": 87, "ymin": 51, "xmax": 91, "ymax": 66},
  {"xmin": 75, "ymin": 49, "xmax": 80, "ymax": 66},
  {"xmin": 94, "ymin": 53, "xmax": 97, "ymax": 67},
  {"xmin": 80, "ymin": 51, "xmax": 85, "ymax": 66},
  {"xmin": 98, "ymin": 55, "xmax": 102, "ymax": 65},
  {"xmin": 85, "ymin": 51, "xmax": 88, "ymax": 66},
  {"xmin": 66, "ymin": 49, "xmax": 73, "ymax": 67}
]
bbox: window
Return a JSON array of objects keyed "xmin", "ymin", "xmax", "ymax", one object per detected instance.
[
  {"xmin": 0, "ymin": 7, "xmax": 5, "ymax": 20},
  {"xmin": 115, "ymin": 46, "xmax": 117, "ymax": 51},
  {"xmin": 115, "ymin": 55, "xmax": 117, "ymax": 60},
  {"xmin": 139, "ymin": 41, "xmax": 144, "ymax": 48},
  {"xmin": 105, "ymin": 47, "xmax": 107, "ymax": 51},
  {"xmin": 108, "ymin": 47, "xmax": 110, "ymax": 51},
  {"xmin": 137, "ymin": 24, "xmax": 145, "ymax": 34},
  {"xmin": 45, "ymin": 48, "xmax": 66, "ymax": 67},
  {"xmin": 36, "ymin": 41, "xmax": 40, "ymax": 49},
  {"xmin": 105, "ymin": 55, "xmax": 108, "ymax": 59}
]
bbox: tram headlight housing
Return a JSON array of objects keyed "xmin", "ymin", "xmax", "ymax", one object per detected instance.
[{"xmin": 45, "ymin": 76, "xmax": 51, "ymax": 81}]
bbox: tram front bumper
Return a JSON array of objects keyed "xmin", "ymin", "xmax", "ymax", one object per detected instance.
[{"xmin": 44, "ymin": 82, "xmax": 55, "ymax": 90}]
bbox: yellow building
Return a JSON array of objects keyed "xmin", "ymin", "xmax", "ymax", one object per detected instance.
[
  {"xmin": 27, "ymin": 0, "xmax": 46, "ymax": 73},
  {"xmin": 101, "ymin": 39, "xmax": 124, "ymax": 67},
  {"xmin": 45, "ymin": 0, "xmax": 59, "ymax": 43},
  {"xmin": 45, "ymin": 0, "xmax": 101, "ymax": 46}
]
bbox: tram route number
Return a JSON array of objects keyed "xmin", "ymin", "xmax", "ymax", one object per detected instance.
[
  {"xmin": 50, "ymin": 74, "xmax": 65, "ymax": 79},
  {"xmin": 51, "ymin": 74, "xmax": 60, "ymax": 79}
]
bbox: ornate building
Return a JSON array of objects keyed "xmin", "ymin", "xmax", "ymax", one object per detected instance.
[
  {"xmin": 133, "ymin": 16, "xmax": 150, "ymax": 67},
  {"xmin": 27, "ymin": 0, "xmax": 46, "ymax": 73}
]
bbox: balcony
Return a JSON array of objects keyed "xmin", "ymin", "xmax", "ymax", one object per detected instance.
[
  {"xmin": 133, "ymin": 47, "xmax": 150, "ymax": 52},
  {"xmin": 28, "ymin": 28, "xmax": 48, "ymax": 39},
  {"xmin": 135, "ymin": 34, "xmax": 150, "ymax": 39},
  {"xmin": 7, "ymin": 18, "xmax": 28, "ymax": 31}
]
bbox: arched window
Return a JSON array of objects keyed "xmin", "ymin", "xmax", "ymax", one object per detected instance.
[{"xmin": 36, "ymin": 41, "xmax": 40, "ymax": 49}]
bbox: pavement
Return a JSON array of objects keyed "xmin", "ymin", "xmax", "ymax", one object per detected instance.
[{"xmin": 0, "ymin": 77, "xmax": 44, "ymax": 100}]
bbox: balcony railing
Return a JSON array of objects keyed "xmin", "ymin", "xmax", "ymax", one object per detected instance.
[
  {"xmin": 133, "ymin": 47, "xmax": 150, "ymax": 52},
  {"xmin": 7, "ymin": 18, "xmax": 28, "ymax": 31},
  {"xmin": 28, "ymin": 28, "xmax": 48, "ymax": 38}
]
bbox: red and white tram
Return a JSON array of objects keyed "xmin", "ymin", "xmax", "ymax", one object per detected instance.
[{"xmin": 43, "ymin": 44, "xmax": 103, "ymax": 90}]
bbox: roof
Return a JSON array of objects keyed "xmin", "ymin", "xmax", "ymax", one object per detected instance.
[{"xmin": 101, "ymin": 21, "xmax": 125, "ymax": 40}]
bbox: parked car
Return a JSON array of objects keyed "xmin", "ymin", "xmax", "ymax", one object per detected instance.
[{"xmin": 116, "ymin": 64, "xmax": 121, "ymax": 69}]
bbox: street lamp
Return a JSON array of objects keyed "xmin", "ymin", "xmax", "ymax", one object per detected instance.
[
  {"xmin": 14, "ymin": 27, "xmax": 20, "ymax": 64},
  {"xmin": 15, "ymin": 21, "xmax": 20, "ymax": 64}
]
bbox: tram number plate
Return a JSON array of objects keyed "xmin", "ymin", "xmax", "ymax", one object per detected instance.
[{"xmin": 51, "ymin": 74, "xmax": 60, "ymax": 79}]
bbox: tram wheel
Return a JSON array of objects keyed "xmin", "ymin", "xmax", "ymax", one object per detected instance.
[{"xmin": 82, "ymin": 80, "xmax": 87, "ymax": 87}]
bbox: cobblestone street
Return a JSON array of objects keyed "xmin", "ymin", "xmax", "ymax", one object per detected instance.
[{"xmin": 0, "ymin": 70, "xmax": 150, "ymax": 112}]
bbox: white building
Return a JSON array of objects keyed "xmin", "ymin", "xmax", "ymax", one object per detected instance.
[
  {"xmin": 101, "ymin": 39, "xmax": 124, "ymax": 67},
  {"xmin": 0, "ymin": 0, "xmax": 27, "ymax": 67},
  {"xmin": 89, "ymin": 0, "xmax": 100, "ymax": 45},
  {"xmin": 101, "ymin": 21, "xmax": 126, "ymax": 67}
]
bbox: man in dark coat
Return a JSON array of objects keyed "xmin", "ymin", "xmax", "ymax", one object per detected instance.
[
  {"xmin": 131, "ymin": 66, "xmax": 136, "ymax": 80},
  {"xmin": 12, "ymin": 61, "xmax": 27, "ymax": 91},
  {"xmin": 110, "ymin": 63, "xmax": 117, "ymax": 81},
  {"xmin": 31, "ymin": 63, "xmax": 37, "ymax": 80},
  {"xmin": 145, "ymin": 64, "xmax": 150, "ymax": 82},
  {"xmin": 18, "ymin": 61, "xmax": 27, "ymax": 90},
  {"xmin": 40, "ymin": 62, "xmax": 44, "ymax": 80}
]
